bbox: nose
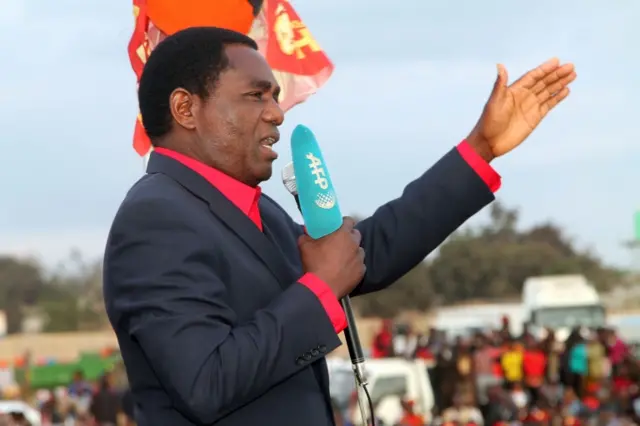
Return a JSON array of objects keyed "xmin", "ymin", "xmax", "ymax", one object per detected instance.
[{"xmin": 262, "ymin": 98, "xmax": 285, "ymax": 126}]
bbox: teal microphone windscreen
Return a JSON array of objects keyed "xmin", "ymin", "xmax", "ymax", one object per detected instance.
[{"xmin": 290, "ymin": 124, "xmax": 342, "ymax": 239}]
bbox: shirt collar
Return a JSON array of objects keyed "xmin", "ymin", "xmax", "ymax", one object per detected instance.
[{"xmin": 153, "ymin": 147, "xmax": 261, "ymax": 215}]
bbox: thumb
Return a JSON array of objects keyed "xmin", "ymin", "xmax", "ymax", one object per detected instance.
[{"xmin": 491, "ymin": 63, "xmax": 509, "ymax": 97}]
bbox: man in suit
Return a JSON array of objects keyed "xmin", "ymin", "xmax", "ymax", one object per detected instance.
[{"xmin": 103, "ymin": 27, "xmax": 576, "ymax": 426}]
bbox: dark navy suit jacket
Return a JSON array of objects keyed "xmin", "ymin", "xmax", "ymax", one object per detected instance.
[{"xmin": 102, "ymin": 148, "xmax": 494, "ymax": 426}]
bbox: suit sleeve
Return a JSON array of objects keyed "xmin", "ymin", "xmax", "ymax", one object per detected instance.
[
  {"xmin": 353, "ymin": 147, "xmax": 495, "ymax": 295},
  {"xmin": 104, "ymin": 199, "xmax": 343, "ymax": 425}
]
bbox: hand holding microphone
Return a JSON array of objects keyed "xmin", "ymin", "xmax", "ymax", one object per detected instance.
[
  {"xmin": 283, "ymin": 124, "xmax": 374, "ymax": 426},
  {"xmin": 298, "ymin": 217, "xmax": 366, "ymax": 299}
]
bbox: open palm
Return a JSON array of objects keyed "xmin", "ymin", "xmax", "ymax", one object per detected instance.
[{"xmin": 472, "ymin": 58, "xmax": 577, "ymax": 158}]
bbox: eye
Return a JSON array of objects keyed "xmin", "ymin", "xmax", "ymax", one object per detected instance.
[{"xmin": 248, "ymin": 91, "xmax": 263, "ymax": 100}]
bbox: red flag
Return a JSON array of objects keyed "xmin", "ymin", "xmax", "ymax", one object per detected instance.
[
  {"xmin": 250, "ymin": 0, "xmax": 334, "ymax": 112},
  {"xmin": 127, "ymin": 0, "xmax": 333, "ymax": 157}
]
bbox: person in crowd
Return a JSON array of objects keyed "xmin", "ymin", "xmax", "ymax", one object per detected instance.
[
  {"xmin": 524, "ymin": 340, "xmax": 547, "ymax": 407},
  {"xmin": 520, "ymin": 323, "xmax": 534, "ymax": 343},
  {"xmin": 509, "ymin": 382, "xmax": 530, "ymax": 412},
  {"xmin": 332, "ymin": 399, "xmax": 349, "ymax": 426},
  {"xmin": 474, "ymin": 335, "xmax": 502, "ymax": 415},
  {"xmin": 483, "ymin": 385, "xmax": 518, "ymax": 426},
  {"xmin": 606, "ymin": 329, "xmax": 629, "ymax": 376},
  {"xmin": 501, "ymin": 339, "xmax": 524, "ymax": 389},
  {"xmin": 587, "ymin": 331, "xmax": 608, "ymax": 389},
  {"xmin": 434, "ymin": 341, "xmax": 458, "ymax": 411},
  {"xmin": 89, "ymin": 373, "xmax": 121, "ymax": 426},
  {"xmin": 499, "ymin": 316, "xmax": 512, "ymax": 342},
  {"xmin": 414, "ymin": 334, "xmax": 434, "ymax": 361},
  {"xmin": 561, "ymin": 387, "xmax": 585, "ymax": 419},
  {"xmin": 397, "ymin": 399, "xmax": 425, "ymax": 426},
  {"xmin": 540, "ymin": 379, "xmax": 564, "ymax": 409},
  {"xmin": 522, "ymin": 405, "xmax": 551, "ymax": 426},
  {"xmin": 582, "ymin": 383, "xmax": 601, "ymax": 414},
  {"xmin": 567, "ymin": 331, "xmax": 588, "ymax": 398},
  {"xmin": 455, "ymin": 339, "xmax": 475, "ymax": 400},
  {"xmin": 393, "ymin": 324, "xmax": 418, "ymax": 359},
  {"xmin": 542, "ymin": 330, "xmax": 561, "ymax": 384},
  {"xmin": 441, "ymin": 392, "xmax": 484, "ymax": 426},
  {"xmin": 67, "ymin": 370, "xmax": 93, "ymax": 420},
  {"xmin": 372, "ymin": 320, "xmax": 395, "ymax": 359}
]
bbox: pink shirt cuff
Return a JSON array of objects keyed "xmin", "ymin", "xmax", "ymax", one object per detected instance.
[
  {"xmin": 456, "ymin": 140, "xmax": 501, "ymax": 193},
  {"xmin": 298, "ymin": 273, "xmax": 347, "ymax": 334}
]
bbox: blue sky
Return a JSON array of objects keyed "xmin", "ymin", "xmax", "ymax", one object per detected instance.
[{"xmin": 1, "ymin": 0, "xmax": 638, "ymax": 270}]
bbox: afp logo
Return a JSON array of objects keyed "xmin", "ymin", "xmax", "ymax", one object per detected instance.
[{"xmin": 306, "ymin": 153, "xmax": 337, "ymax": 210}]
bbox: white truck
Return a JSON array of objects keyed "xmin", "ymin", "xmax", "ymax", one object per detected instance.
[
  {"xmin": 522, "ymin": 274, "xmax": 606, "ymax": 341},
  {"xmin": 431, "ymin": 302, "xmax": 525, "ymax": 339},
  {"xmin": 328, "ymin": 358, "xmax": 435, "ymax": 426}
]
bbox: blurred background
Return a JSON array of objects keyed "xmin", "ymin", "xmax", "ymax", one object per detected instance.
[{"xmin": 0, "ymin": 0, "xmax": 638, "ymax": 425}]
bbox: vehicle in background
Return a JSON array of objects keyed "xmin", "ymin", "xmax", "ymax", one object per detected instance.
[
  {"xmin": 327, "ymin": 357, "xmax": 357, "ymax": 416},
  {"xmin": 0, "ymin": 400, "xmax": 42, "ymax": 426},
  {"xmin": 333, "ymin": 358, "xmax": 435, "ymax": 426},
  {"xmin": 522, "ymin": 274, "xmax": 606, "ymax": 341},
  {"xmin": 431, "ymin": 302, "xmax": 525, "ymax": 339}
]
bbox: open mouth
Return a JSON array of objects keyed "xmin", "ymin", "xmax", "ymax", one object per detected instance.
[
  {"xmin": 261, "ymin": 136, "xmax": 277, "ymax": 150},
  {"xmin": 259, "ymin": 136, "xmax": 279, "ymax": 160}
]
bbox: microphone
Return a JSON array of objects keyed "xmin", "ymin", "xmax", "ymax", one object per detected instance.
[
  {"xmin": 282, "ymin": 160, "xmax": 366, "ymax": 367},
  {"xmin": 288, "ymin": 125, "xmax": 343, "ymax": 239},
  {"xmin": 282, "ymin": 124, "xmax": 367, "ymax": 377}
]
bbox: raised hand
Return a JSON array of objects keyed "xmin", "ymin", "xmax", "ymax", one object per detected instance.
[{"xmin": 467, "ymin": 58, "xmax": 577, "ymax": 162}]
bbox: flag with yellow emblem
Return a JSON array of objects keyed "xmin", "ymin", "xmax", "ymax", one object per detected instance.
[{"xmin": 128, "ymin": 0, "xmax": 334, "ymax": 157}]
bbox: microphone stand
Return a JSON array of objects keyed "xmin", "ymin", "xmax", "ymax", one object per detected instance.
[
  {"xmin": 341, "ymin": 296, "xmax": 375, "ymax": 426},
  {"xmin": 299, "ymin": 210, "xmax": 375, "ymax": 426}
]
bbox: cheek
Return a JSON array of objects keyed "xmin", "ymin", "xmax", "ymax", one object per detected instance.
[{"xmin": 213, "ymin": 105, "xmax": 258, "ymax": 144}]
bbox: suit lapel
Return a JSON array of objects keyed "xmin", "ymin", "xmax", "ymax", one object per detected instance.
[{"xmin": 146, "ymin": 153, "xmax": 297, "ymax": 290}]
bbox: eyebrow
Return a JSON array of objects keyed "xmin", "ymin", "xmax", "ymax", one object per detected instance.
[{"xmin": 250, "ymin": 79, "xmax": 281, "ymax": 98}]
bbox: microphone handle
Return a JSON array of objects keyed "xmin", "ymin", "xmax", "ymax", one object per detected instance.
[
  {"xmin": 341, "ymin": 296, "xmax": 365, "ymax": 364},
  {"xmin": 293, "ymin": 194, "xmax": 366, "ymax": 367}
]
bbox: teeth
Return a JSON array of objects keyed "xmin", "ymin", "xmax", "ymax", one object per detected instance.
[{"xmin": 262, "ymin": 144, "xmax": 273, "ymax": 150}]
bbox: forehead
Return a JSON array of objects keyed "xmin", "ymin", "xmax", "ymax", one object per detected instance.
[{"xmin": 220, "ymin": 44, "xmax": 278, "ymax": 88}]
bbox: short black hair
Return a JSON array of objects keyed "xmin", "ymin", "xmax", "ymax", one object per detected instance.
[{"xmin": 138, "ymin": 26, "xmax": 258, "ymax": 144}]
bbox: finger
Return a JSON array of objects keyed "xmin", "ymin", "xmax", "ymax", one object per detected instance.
[
  {"xmin": 531, "ymin": 64, "xmax": 576, "ymax": 95},
  {"xmin": 491, "ymin": 63, "xmax": 509, "ymax": 97},
  {"xmin": 536, "ymin": 71, "xmax": 577, "ymax": 104},
  {"xmin": 540, "ymin": 87, "xmax": 570, "ymax": 117},
  {"xmin": 511, "ymin": 57, "xmax": 561, "ymax": 90},
  {"xmin": 351, "ymin": 228, "xmax": 362, "ymax": 245},
  {"xmin": 342, "ymin": 216, "xmax": 356, "ymax": 231}
]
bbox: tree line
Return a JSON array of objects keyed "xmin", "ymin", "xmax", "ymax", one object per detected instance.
[
  {"xmin": 0, "ymin": 251, "xmax": 106, "ymax": 334},
  {"xmin": 0, "ymin": 201, "xmax": 624, "ymax": 333},
  {"xmin": 353, "ymin": 201, "xmax": 624, "ymax": 317}
]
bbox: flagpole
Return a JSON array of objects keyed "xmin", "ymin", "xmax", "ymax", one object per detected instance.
[{"xmin": 143, "ymin": 152, "xmax": 151, "ymax": 171}]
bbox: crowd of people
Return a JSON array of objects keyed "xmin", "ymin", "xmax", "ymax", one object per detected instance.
[
  {"xmin": 0, "ymin": 370, "xmax": 135, "ymax": 426},
  {"xmin": 1, "ymin": 318, "xmax": 637, "ymax": 426},
  {"xmin": 364, "ymin": 317, "xmax": 640, "ymax": 426}
]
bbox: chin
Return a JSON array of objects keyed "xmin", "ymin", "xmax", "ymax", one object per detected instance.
[{"xmin": 256, "ymin": 164, "xmax": 273, "ymax": 184}]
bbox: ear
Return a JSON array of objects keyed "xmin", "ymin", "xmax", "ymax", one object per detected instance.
[{"xmin": 169, "ymin": 88, "xmax": 197, "ymax": 131}]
